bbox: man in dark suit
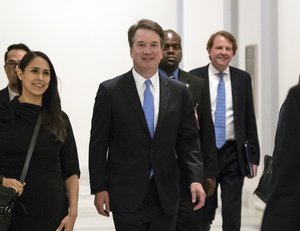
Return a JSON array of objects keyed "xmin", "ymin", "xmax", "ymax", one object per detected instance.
[
  {"xmin": 89, "ymin": 19, "xmax": 206, "ymax": 231},
  {"xmin": 159, "ymin": 29, "xmax": 218, "ymax": 231},
  {"xmin": 0, "ymin": 43, "xmax": 30, "ymax": 103},
  {"xmin": 190, "ymin": 31, "xmax": 260, "ymax": 231},
  {"xmin": 261, "ymin": 84, "xmax": 300, "ymax": 230}
]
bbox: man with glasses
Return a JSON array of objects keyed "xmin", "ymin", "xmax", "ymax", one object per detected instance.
[{"xmin": 0, "ymin": 43, "xmax": 30, "ymax": 103}]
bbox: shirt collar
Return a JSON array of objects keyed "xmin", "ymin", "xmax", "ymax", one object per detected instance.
[
  {"xmin": 209, "ymin": 63, "xmax": 230, "ymax": 78},
  {"xmin": 158, "ymin": 68, "xmax": 179, "ymax": 80},
  {"xmin": 8, "ymin": 86, "xmax": 19, "ymax": 101},
  {"xmin": 132, "ymin": 68, "xmax": 159, "ymax": 91}
]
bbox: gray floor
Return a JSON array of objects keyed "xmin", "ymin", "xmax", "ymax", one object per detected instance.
[{"xmin": 75, "ymin": 172, "xmax": 264, "ymax": 231}]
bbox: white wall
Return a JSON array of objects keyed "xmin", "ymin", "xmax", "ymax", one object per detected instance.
[
  {"xmin": 182, "ymin": 0, "xmax": 224, "ymax": 71},
  {"xmin": 238, "ymin": 0, "xmax": 262, "ymax": 140},
  {"xmin": 278, "ymin": 0, "xmax": 300, "ymax": 103},
  {"xmin": 238, "ymin": 0, "xmax": 265, "ymax": 163}
]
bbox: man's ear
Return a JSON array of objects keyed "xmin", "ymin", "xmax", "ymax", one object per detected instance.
[{"xmin": 16, "ymin": 67, "xmax": 23, "ymax": 80}]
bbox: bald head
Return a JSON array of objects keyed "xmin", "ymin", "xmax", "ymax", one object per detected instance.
[
  {"xmin": 164, "ymin": 29, "xmax": 181, "ymax": 43},
  {"xmin": 159, "ymin": 29, "xmax": 182, "ymax": 75}
]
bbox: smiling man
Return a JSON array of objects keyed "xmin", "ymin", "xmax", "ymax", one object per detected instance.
[
  {"xmin": 89, "ymin": 19, "xmax": 206, "ymax": 231},
  {"xmin": 190, "ymin": 31, "xmax": 260, "ymax": 231}
]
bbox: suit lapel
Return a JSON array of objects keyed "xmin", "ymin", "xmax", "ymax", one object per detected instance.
[
  {"xmin": 121, "ymin": 72, "xmax": 149, "ymax": 134},
  {"xmin": 229, "ymin": 67, "xmax": 238, "ymax": 120},
  {"xmin": 178, "ymin": 69, "xmax": 191, "ymax": 89},
  {"xmin": 196, "ymin": 65, "xmax": 210, "ymax": 84},
  {"xmin": 121, "ymin": 72, "xmax": 171, "ymax": 138},
  {"xmin": 5, "ymin": 87, "xmax": 9, "ymax": 101},
  {"xmin": 200, "ymin": 65, "xmax": 212, "ymax": 108},
  {"xmin": 155, "ymin": 76, "xmax": 170, "ymax": 134}
]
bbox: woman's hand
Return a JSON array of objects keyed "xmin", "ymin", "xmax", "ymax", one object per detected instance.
[
  {"xmin": 2, "ymin": 177, "xmax": 25, "ymax": 196},
  {"xmin": 56, "ymin": 213, "xmax": 77, "ymax": 231}
]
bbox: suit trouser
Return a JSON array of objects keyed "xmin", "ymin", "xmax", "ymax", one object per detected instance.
[
  {"xmin": 112, "ymin": 178, "xmax": 176, "ymax": 231},
  {"xmin": 176, "ymin": 186, "xmax": 203, "ymax": 231},
  {"xmin": 176, "ymin": 187, "xmax": 213, "ymax": 231},
  {"xmin": 211, "ymin": 141, "xmax": 244, "ymax": 231},
  {"xmin": 176, "ymin": 141, "xmax": 244, "ymax": 231}
]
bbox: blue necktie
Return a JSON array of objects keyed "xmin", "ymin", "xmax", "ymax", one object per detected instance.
[
  {"xmin": 215, "ymin": 72, "xmax": 226, "ymax": 149},
  {"xmin": 143, "ymin": 79, "xmax": 154, "ymax": 138}
]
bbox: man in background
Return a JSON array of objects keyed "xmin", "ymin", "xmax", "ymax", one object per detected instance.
[
  {"xmin": 159, "ymin": 29, "xmax": 218, "ymax": 231},
  {"xmin": 190, "ymin": 31, "xmax": 260, "ymax": 231},
  {"xmin": 0, "ymin": 43, "xmax": 30, "ymax": 102}
]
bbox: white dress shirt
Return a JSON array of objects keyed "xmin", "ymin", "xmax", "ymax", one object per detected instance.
[
  {"xmin": 132, "ymin": 68, "xmax": 160, "ymax": 129},
  {"xmin": 208, "ymin": 63, "xmax": 235, "ymax": 141},
  {"xmin": 8, "ymin": 86, "xmax": 19, "ymax": 101}
]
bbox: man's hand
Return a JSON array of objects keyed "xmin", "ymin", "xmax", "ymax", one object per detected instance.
[
  {"xmin": 94, "ymin": 191, "xmax": 110, "ymax": 217},
  {"xmin": 190, "ymin": 182, "xmax": 206, "ymax": 210},
  {"xmin": 205, "ymin": 177, "xmax": 216, "ymax": 197}
]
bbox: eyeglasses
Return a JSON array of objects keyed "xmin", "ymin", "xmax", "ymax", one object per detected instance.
[{"xmin": 5, "ymin": 60, "xmax": 20, "ymax": 69}]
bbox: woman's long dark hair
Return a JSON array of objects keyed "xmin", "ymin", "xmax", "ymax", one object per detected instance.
[{"xmin": 18, "ymin": 51, "xmax": 67, "ymax": 142}]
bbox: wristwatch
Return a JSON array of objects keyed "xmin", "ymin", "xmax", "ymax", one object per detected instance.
[{"xmin": 0, "ymin": 174, "xmax": 3, "ymax": 185}]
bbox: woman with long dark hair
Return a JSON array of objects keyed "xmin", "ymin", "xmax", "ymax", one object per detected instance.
[{"xmin": 0, "ymin": 51, "xmax": 80, "ymax": 230}]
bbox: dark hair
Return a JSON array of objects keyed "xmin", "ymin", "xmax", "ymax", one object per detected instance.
[
  {"xmin": 206, "ymin": 31, "xmax": 238, "ymax": 55},
  {"xmin": 18, "ymin": 51, "xmax": 67, "ymax": 142},
  {"xmin": 128, "ymin": 19, "xmax": 165, "ymax": 48},
  {"xmin": 4, "ymin": 43, "xmax": 30, "ymax": 62}
]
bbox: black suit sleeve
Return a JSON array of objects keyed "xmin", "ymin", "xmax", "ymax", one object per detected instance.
[
  {"xmin": 244, "ymin": 73, "xmax": 260, "ymax": 164},
  {"xmin": 89, "ymin": 83, "xmax": 111, "ymax": 194},
  {"xmin": 185, "ymin": 69, "xmax": 218, "ymax": 178},
  {"xmin": 198, "ymin": 83, "xmax": 218, "ymax": 178},
  {"xmin": 176, "ymin": 86, "xmax": 204, "ymax": 184},
  {"xmin": 262, "ymin": 85, "xmax": 300, "ymax": 230}
]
